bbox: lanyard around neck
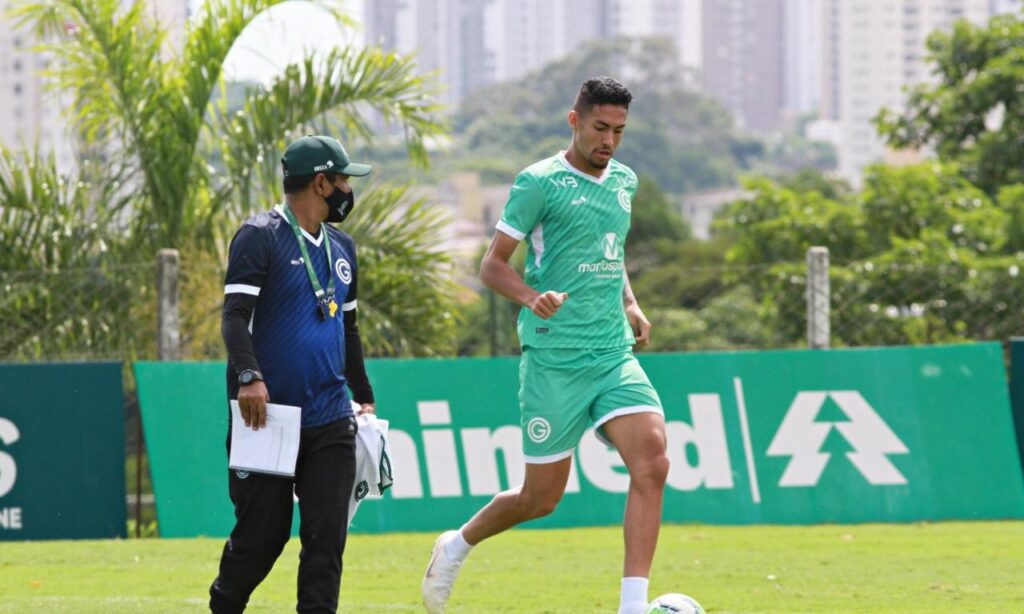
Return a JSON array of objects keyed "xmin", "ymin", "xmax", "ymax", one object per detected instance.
[{"xmin": 282, "ymin": 204, "xmax": 334, "ymax": 301}]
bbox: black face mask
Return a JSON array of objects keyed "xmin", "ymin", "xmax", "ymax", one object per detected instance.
[{"xmin": 324, "ymin": 186, "xmax": 355, "ymax": 223}]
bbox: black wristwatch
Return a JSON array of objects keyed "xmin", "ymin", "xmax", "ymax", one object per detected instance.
[{"xmin": 238, "ymin": 369, "xmax": 263, "ymax": 386}]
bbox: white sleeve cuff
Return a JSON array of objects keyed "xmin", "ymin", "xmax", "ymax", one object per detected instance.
[
  {"xmin": 224, "ymin": 284, "xmax": 261, "ymax": 296},
  {"xmin": 342, "ymin": 300, "xmax": 358, "ymax": 312},
  {"xmin": 495, "ymin": 220, "xmax": 526, "ymax": 241}
]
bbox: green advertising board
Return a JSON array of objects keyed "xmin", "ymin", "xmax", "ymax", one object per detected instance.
[
  {"xmin": 136, "ymin": 343, "xmax": 1024, "ymax": 537},
  {"xmin": 0, "ymin": 362, "xmax": 126, "ymax": 540}
]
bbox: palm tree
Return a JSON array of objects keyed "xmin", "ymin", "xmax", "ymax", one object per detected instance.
[
  {"xmin": 0, "ymin": 148, "xmax": 142, "ymax": 360},
  {"xmin": 6, "ymin": 0, "xmax": 458, "ymax": 358}
]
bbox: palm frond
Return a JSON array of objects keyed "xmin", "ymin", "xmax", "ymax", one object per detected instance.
[
  {"xmin": 338, "ymin": 184, "xmax": 459, "ymax": 356},
  {"xmin": 210, "ymin": 46, "xmax": 444, "ymax": 216},
  {"xmin": 0, "ymin": 147, "xmax": 144, "ymax": 360}
]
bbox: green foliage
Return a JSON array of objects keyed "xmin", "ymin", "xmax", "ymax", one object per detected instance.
[
  {"xmin": 778, "ymin": 168, "xmax": 852, "ymax": 201},
  {"xmin": 631, "ymin": 239, "xmax": 731, "ymax": 312},
  {"xmin": 625, "ymin": 174, "xmax": 690, "ymax": 272},
  {"xmin": 3, "ymin": 0, "xmax": 457, "ymax": 359},
  {"xmin": 645, "ymin": 287, "xmax": 782, "ymax": 353},
  {"xmin": 0, "ymin": 148, "xmax": 150, "ymax": 360},
  {"xmin": 718, "ymin": 162, "xmax": 1024, "ymax": 347},
  {"xmin": 875, "ymin": 13, "xmax": 1024, "ymax": 194},
  {"xmin": 341, "ymin": 185, "xmax": 459, "ymax": 357},
  {"xmin": 455, "ymin": 245, "xmax": 525, "ymax": 357},
  {"xmin": 212, "ymin": 46, "xmax": 444, "ymax": 221},
  {"xmin": 452, "ymin": 37, "xmax": 831, "ymax": 192},
  {"xmin": 124, "ymin": 519, "xmax": 159, "ymax": 539}
]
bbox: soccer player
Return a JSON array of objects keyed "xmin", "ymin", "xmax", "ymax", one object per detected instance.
[
  {"xmin": 210, "ymin": 135, "xmax": 377, "ymax": 613},
  {"xmin": 421, "ymin": 77, "xmax": 669, "ymax": 614}
]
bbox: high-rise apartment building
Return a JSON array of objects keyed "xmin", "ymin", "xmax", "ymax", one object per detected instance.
[
  {"xmin": 0, "ymin": 4, "xmax": 74, "ymax": 171},
  {"xmin": 823, "ymin": 0, "xmax": 995, "ymax": 181},
  {"xmin": 366, "ymin": 0, "xmax": 466, "ymax": 105},
  {"xmin": 990, "ymin": 0, "xmax": 1020, "ymax": 14},
  {"xmin": 784, "ymin": 0, "xmax": 823, "ymax": 115},
  {"xmin": 484, "ymin": 0, "xmax": 602, "ymax": 84},
  {"xmin": 702, "ymin": 0, "xmax": 786, "ymax": 133},
  {"xmin": 366, "ymin": 0, "xmax": 701, "ymax": 105},
  {"xmin": 0, "ymin": 0, "xmax": 190, "ymax": 174}
]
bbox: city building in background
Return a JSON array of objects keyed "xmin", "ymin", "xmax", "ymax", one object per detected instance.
[
  {"xmin": 0, "ymin": 0, "xmax": 190, "ymax": 173},
  {"xmin": 3, "ymin": 0, "xmax": 1022, "ymax": 188},
  {"xmin": 784, "ymin": 0, "xmax": 824, "ymax": 115},
  {"xmin": 702, "ymin": 0, "xmax": 785, "ymax": 133},
  {"xmin": 820, "ymin": 0, "xmax": 1015, "ymax": 183},
  {"xmin": 0, "ymin": 3, "xmax": 74, "ymax": 172},
  {"xmin": 483, "ymin": 0, "xmax": 601, "ymax": 85},
  {"xmin": 364, "ymin": 0, "xmax": 701, "ymax": 106}
]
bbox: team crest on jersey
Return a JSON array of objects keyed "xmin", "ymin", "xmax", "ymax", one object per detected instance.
[
  {"xmin": 617, "ymin": 188, "xmax": 632, "ymax": 212},
  {"xmin": 335, "ymin": 258, "xmax": 352, "ymax": 284},
  {"xmin": 527, "ymin": 417, "xmax": 551, "ymax": 443}
]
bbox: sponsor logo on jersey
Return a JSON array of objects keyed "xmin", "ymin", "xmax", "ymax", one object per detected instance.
[
  {"xmin": 549, "ymin": 176, "xmax": 579, "ymax": 189},
  {"xmin": 577, "ymin": 233, "xmax": 624, "ymax": 277},
  {"xmin": 601, "ymin": 233, "xmax": 621, "ymax": 260}
]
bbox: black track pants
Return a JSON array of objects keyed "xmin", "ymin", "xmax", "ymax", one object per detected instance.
[{"xmin": 209, "ymin": 416, "xmax": 357, "ymax": 613}]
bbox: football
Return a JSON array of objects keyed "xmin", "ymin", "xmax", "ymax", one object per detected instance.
[{"xmin": 646, "ymin": 593, "xmax": 706, "ymax": 614}]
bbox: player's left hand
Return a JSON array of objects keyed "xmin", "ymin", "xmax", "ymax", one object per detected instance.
[
  {"xmin": 626, "ymin": 304, "xmax": 651, "ymax": 346},
  {"xmin": 356, "ymin": 402, "xmax": 377, "ymax": 416}
]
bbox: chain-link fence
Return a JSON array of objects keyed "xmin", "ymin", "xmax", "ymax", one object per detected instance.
[
  {"xmin": 829, "ymin": 259, "xmax": 1024, "ymax": 347},
  {"xmin": 0, "ymin": 256, "xmax": 230, "ymax": 364},
  {"xmin": 0, "ymin": 254, "xmax": 228, "ymax": 536},
  {"xmin": 5, "ymin": 248, "xmax": 1023, "ymax": 363},
  {"xmin": 627, "ymin": 249, "xmax": 1024, "ymax": 354},
  {"xmin": 0, "ymin": 262, "xmax": 156, "ymax": 363}
]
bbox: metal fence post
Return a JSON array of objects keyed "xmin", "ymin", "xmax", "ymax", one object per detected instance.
[
  {"xmin": 146, "ymin": 248, "xmax": 179, "ymax": 538},
  {"xmin": 157, "ymin": 249, "xmax": 180, "ymax": 361},
  {"xmin": 806, "ymin": 246, "xmax": 830, "ymax": 349}
]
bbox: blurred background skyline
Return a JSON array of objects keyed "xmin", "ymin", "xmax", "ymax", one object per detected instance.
[
  {"xmin": 3, "ymin": 0, "xmax": 1023, "ymax": 189},
  {"xmin": 5, "ymin": 0, "xmax": 1024, "ymax": 361}
]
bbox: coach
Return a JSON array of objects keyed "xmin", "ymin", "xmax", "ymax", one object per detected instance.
[{"xmin": 209, "ymin": 135, "xmax": 377, "ymax": 613}]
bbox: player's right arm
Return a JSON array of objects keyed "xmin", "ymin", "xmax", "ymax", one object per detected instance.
[
  {"xmin": 480, "ymin": 231, "xmax": 567, "ymax": 320},
  {"xmin": 483, "ymin": 170, "xmax": 568, "ymax": 319}
]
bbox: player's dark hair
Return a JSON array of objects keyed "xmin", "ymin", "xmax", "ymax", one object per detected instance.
[
  {"xmin": 283, "ymin": 172, "xmax": 337, "ymax": 194},
  {"xmin": 573, "ymin": 77, "xmax": 632, "ymax": 116}
]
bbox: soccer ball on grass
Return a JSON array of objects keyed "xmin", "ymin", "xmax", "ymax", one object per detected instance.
[{"xmin": 646, "ymin": 593, "xmax": 705, "ymax": 614}]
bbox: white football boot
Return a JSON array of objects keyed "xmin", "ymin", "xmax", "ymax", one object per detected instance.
[{"xmin": 421, "ymin": 530, "xmax": 464, "ymax": 613}]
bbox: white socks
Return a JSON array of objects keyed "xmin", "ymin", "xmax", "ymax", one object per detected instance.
[
  {"xmin": 618, "ymin": 576, "xmax": 649, "ymax": 614},
  {"xmin": 444, "ymin": 528, "xmax": 473, "ymax": 561}
]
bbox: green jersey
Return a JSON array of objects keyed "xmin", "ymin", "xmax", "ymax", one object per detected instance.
[{"xmin": 497, "ymin": 152, "xmax": 637, "ymax": 349}]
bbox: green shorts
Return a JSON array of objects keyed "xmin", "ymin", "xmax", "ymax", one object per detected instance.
[{"xmin": 518, "ymin": 346, "xmax": 663, "ymax": 463}]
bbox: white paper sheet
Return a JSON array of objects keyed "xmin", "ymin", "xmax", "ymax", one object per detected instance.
[{"xmin": 229, "ymin": 401, "xmax": 301, "ymax": 477}]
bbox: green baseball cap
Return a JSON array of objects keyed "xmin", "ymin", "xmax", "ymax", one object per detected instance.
[{"xmin": 281, "ymin": 135, "xmax": 372, "ymax": 178}]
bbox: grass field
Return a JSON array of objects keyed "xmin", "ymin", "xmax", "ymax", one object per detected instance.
[{"xmin": 1, "ymin": 522, "xmax": 1022, "ymax": 613}]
